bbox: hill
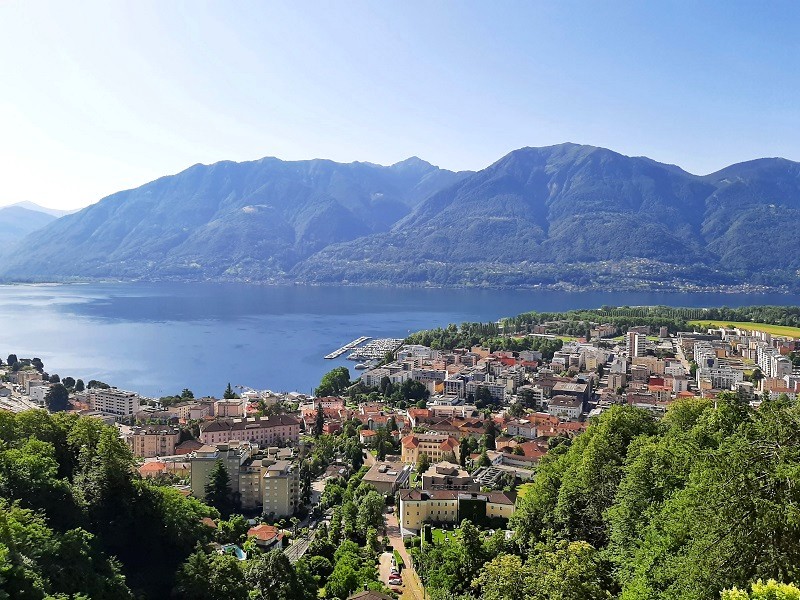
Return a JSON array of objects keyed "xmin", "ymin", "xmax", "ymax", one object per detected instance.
[
  {"xmin": 0, "ymin": 205, "xmax": 57, "ymax": 245},
  {"xmin": 3, "ymin": 144, "xmax": 800, "ymax": 290},
  {"xmin": 0, "ymin": 157, "xmax": 467, "ymax": 280}
]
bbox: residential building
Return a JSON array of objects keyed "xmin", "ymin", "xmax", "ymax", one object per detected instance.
[
  {"xmin": 362, "ymin": 460, "xmax": 411, "ymax": 495},
  {"xmin": 125, "ymin": 425, "xmax": 181, "ymax": 458},
  {"xmin": 247, "ymin": 524, "xmax": 284, "ymax": 551},
  {"xmin": 87, "ymin": 388, "xmax": 141, "ymax": 416},
  {"xmin": 547, "ymin": 395, "xmax": 583, "ymax": 421},
  {"xmin": 262, "ymin": 460, "xmax": 299, "ymax": 519},
  {"xmin": 398, "ymin": 489, "xmax": 516, "ymax": 532},
  {"xmin": 200, "ymin": 415, "xmax": 300, "ymax": 447},
  {"xmin": 189, "ymin": 441, "xmax": 258, "ymax": 500}
]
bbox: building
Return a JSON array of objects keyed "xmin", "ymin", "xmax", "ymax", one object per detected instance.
[
  {"xmin": 627, "ymin": 331, "xmax": 645, "ymax": 358},
  {"xmin": 125, "ymin": 425, "xmax": 181, "ymax": 458},
  {"xmin": 362, "ymin": 460, "xmax": 411, "ymax": 495},
  {"xmin": 215, "ymin": 399, "xmax": 246, "ymax": 417},
  {"xmin": 400, "ymin": 434, "xmax": 460, "ymax": 465},
  {"xmin": 398, "ymin": 489, "xmax": 516, "ymax": 532},
  {"xmin": 421, "ymin": 462, "xmax": 478, "ymax": 492},
  {"xmin": 189, "ymin": 441, "xmax": 258, "ymax": 501},
  {"xmin": 547, "ymin": 395, "xmax": 583, "ymax": 421},
  {"xmin": 247, "ymin": 524, "xmax": 284, "ymax": 551},
  {"xmin": 87, "ymin": 388, "xmax": 141, "ymax": 416},
  {"xmin": 262, "ymin": 460, "xmax": 299, "ymax": 519},
  {"xmin": 200, "ymin": 415, "xmax": 300, "ymax": 447}
]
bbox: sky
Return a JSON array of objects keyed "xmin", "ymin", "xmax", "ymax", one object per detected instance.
[{"xmin": 1, "ymin": 1, "xmax": 799, "ymax": 210}]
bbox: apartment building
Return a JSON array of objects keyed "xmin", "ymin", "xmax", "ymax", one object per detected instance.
[
  {"xmin": 262, "ymin": 460, "xmax": 299, "ymax": 519},
  {"xmin": 189, "ymin": 440, "xmax": 258, "ymax": 500},
  {"xmin": 200, "ymin": 415, "xmax": 300, "ymax": 447},
  {"xmin": 87, "ymin": 388, "xmax": 141, "ymax": 416},
  {"xmin": 125, "ymin": 425, "xmax": 181, "ymax": 458}
]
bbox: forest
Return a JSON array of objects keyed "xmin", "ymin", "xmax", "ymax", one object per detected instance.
[
  {"xmin": 412, "ymin": 395, "xmax": 800, "ymax": 599},
  {"xmin": 406, "ymin": 305, "xmax": 800, "ymax": 348}
]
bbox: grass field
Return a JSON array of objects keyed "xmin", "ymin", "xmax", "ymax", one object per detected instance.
[
  {"xmin": 430, "ymin": 527, "xmax": 461, "ymax": 545},
  {"xmin": 689, "ymin": 320, "xmax": 800, "ymax": 338}
]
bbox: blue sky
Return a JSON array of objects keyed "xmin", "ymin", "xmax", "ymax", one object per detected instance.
[{"xmin": 1, "ymin": 1, "xmax": 798, "ymax": 209}]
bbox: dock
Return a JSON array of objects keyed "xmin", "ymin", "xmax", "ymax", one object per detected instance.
[
  {"xmin": 324, "ymin": 336, "xmax": 371, "ymax": 359},
  {"xmin": 347, "ymin": 338, "xmax": 405, "ymax": 361}
]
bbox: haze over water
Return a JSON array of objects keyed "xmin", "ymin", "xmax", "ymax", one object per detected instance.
[{"xmin": 0, "ymin": 282, "xmax": 796, "ymax": 398}]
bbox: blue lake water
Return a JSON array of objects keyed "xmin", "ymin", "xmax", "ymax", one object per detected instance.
[{"xmin": 0, "ymin": 282, "xmax": 796, "ymax": 398}]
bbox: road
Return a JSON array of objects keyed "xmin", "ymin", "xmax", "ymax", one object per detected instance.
[{"xmin": 385, "ymin": 511, "xmax": 425, "ymax": 600}]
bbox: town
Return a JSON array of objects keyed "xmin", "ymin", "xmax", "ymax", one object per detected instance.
[{"xmin": 2, "ymin": 309, "xmax": 800, "ymax": 600}]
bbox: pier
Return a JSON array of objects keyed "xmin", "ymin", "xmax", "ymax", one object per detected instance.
[{"xmin": 324, "ymin": 336, "xmax": 371, "ymax": 359}]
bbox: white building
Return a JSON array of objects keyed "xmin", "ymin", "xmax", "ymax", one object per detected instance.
[{"xmin": 87, "ymin": 388, "xmax": 141, "ymax": 416}]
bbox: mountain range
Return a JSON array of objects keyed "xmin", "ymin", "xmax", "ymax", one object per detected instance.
[{"xmin": 3, "ymin": 143, "xmax": 799, "ymax": 290}]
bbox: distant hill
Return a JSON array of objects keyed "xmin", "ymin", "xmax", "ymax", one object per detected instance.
[
  {"xmin": 6, "ymin": 201, "xmax": 76, "ymax": 218},
  {"xmin": 3, "ymin": 144, "xmax": 800, "ymax": 290},
  {"xmin": 0, "ymin": 157, "xmax": 467, "ymax": 280},
  {"xmin": 0, "ymin": 205, "xmax": 57, "ymax": 245}
]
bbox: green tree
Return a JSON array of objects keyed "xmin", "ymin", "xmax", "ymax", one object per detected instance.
[
  {"xmin": 223, "ymin": 382, "xmax": 238, "ymax": 399},
  {"xmin": 477, "ymin": 450, "xmax": 491, "ymax": 468},
  {"xmin": 49, "ymin": 373, "xmax": 60, "ymax": 384},
  {"xmin": 315, "ymin": 367, "xmax": 351, "ymax": 397},
  {"xmin": 356, "ymin": 491, "xmax": 385, "ymax": 537},
  {"xmin": 204, "ymin": 460, "xmax": 232, "ymax": 515},
  {"xmin": 416, "ymin": 451, "xmax": 431, "ymax": 475},
  {"xmin": 181, "ymin": 388, "xmax": 194, "ymax": 400},
  {"xmin": 313, "ymin": 402, "xmax": 325, "ymax": 438},
  {"xmin": 721, "ymin": 580, "xmax": 800, "ymax": 599},
  {"xmin": 244, "ymin": 550, "xmax": 316, "ymax": 600},
  {"xmin": 74, "ymin": 378, "xmax": 85, "ymax": 392},
  {"xmin": 62, "ymin": 376, "xmax": 76, "ymax": 389},
  {"xmin": 45, "ymin": 383, "xmax": 70, "ymax": 412}
]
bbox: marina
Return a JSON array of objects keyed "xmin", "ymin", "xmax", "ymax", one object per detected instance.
[
  {"xmin": 324, "ymin": 336, "xmax": 371, "ymax": 359},
  {"xmin": 347, "ymin": 338, "xmax": 405, "ymax": 361}
]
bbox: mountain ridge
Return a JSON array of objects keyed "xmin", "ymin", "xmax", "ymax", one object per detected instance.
[{"xmin": 3, "ymin": 145, "xmax": 799, "ymax": 291}]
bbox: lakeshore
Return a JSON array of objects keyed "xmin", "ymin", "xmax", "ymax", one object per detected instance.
[{"xmin": 0, "ymin": 281, "xmax": 797, "ymax": 397}]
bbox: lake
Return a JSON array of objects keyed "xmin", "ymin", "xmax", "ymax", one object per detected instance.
[{"xmin": 0, "ymin": 282, "xmax": 796, "ymax": 398}]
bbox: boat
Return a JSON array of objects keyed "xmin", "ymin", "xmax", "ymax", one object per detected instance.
[{"xmin": 354, "ymin": 363, "xmax": 368, "ymax": 370}]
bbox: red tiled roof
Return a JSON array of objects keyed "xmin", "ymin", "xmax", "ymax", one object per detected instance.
[{"xmin": 248, "ymin": 523, "xmax": 283, "ymax": 543}]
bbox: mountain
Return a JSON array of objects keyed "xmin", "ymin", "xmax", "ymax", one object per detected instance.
[
  {"xmin": 3, "ymin": 144, "xmax": 800, "ymax": 290},
  {"xmin": 6, "ymin": 201, "xmax": 76, "ymax": 218},
  {"xmin": 0, "ymin": 157, "xmax": 468, "ymax": 280},
  {"xmin": 294, "ymin": 144, "xmax": 800, "ymax": 289},
  {"xmin": 0, "ymin": 205, "xmax": 57, "ymax": 245}
]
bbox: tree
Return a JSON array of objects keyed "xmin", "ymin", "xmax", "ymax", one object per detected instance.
[
  {"xmin": 6, "ymin": 354, "xmax": 17, "ymax": 366},
  {"xmin": 181, "ymin": 388, "xmax": 194, "ymax": 400},
  {"xmin": 223, "ymin": 382, "xmax": 238, "ymax": 399},
  {"xmin": 356, "ymin": 491, "xmax": 385, "ymax": 537},
  {"xmin": 245, "ymin": 550, "xmax": 315, "ymax": 600},
  {"xmin": 507, "ymin": 401, "xmax": 526, "ymax": 418},
  {"xmin": 459, "ymin": 437, "xmax": 470, "ymax": 467},
  {"xmin": 62, "ymin": 376, "xmax": 76, "ymax": 389},
  {"xmin": 313, "ymin": 402, "xmax": 325, "ymax": 438},
  {"xmin": 472, "ymin": 554, "xmax": 530, "ymax": 600},
  {"xmin": 204, "ymin": 460, "xmax": 232, "ymax": 515},
  {"xmin": 74, "ymin": 378, "xmax": 85, "ymax": 392},
  {"xmin": 45, "ymin": 383, "xmax": 70, "ymax": 412},
  {"xmin": 416, "ymin": 452, "xmax": 431, "ymax": 475},
  {"xmin": 49, "ymin": 373, "xmax": 60, "ymax": 383},
  {"xmin": 477, "ymin": 450, "xmax": 491, "ymax": 468},
  {"xmin": 721, "ymin": 580, "xmax": 800, "ymax": 599},
  {"xmin": 315, "ymin": 367, "xmax": 351, "ymax": 397}
]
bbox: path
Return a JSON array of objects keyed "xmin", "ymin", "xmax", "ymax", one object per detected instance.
[{"xmin": 385, "ymin": 511, "xmax": 425, "ymax": 600}]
